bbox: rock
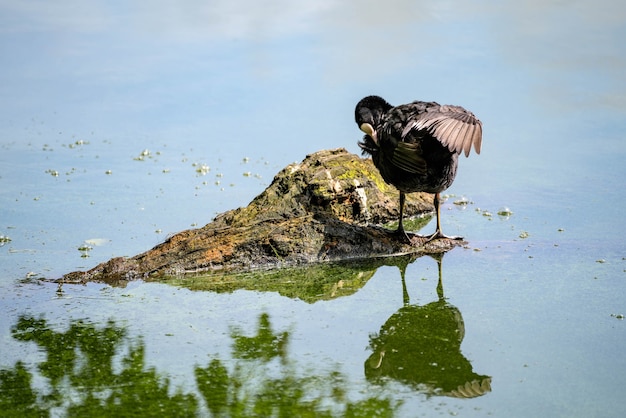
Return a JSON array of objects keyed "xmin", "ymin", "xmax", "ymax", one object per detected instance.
[{"xmin": 59, "ymin": 148, "xmax": 464, "ymax": 284}]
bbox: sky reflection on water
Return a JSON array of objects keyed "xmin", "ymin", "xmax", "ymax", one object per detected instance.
[{"xmin": 1, "ymin": 1, "xmax": 626, "ymax": 417}]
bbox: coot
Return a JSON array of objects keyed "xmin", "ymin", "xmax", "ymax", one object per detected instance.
[{"xmin": 355, "ymin": 95, "xmax": 482, "ymax": 241}]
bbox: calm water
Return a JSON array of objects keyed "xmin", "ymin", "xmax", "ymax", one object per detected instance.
[{"xmin": 1, "ymin": 1, "xmax": 625, "ymax": 416}]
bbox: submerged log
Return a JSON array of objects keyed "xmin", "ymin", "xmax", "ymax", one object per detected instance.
[{"xmin": 60, "ymin": 148, "xmax": 464, "ymax": 284}]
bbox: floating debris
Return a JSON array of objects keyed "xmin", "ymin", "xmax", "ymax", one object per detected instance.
[
  {"xmin": 243, "ymin": 171, "xmax": 252, "ymax": 177},
  {"xmin": 105, "ymin": 170, "xmax": 112, "ymax": 175},
  {"xmin": 243, "ymin": 157, "xmax": 250, "ymax": 163},
  {"xmin": 474, "ymin": 207, "xmax": 492, "ymax": 218},
  {"xmin": 45, "ymin": 169, "xmax": 59, "ymax": 177},
  {"xmin": 84, "ymin": 238, "xmax": 110, "ymax": 247},
  {"xmin": 194, "ymin": 163, "xmax": 210, "ymax": 176},
  {"xmin": 77, "ymin": 244, "xmax": 93, "ymax": 258},
  {"xmin": 596, "ymin": 259, "xmax": 606, "ymax": 264},
  {"xmin": 68, "ymin": 140, "xmax": 89, "ymax": 149},
  {"xmin": 18, "ymin": 271, "xmax": 44, "ymax": 284},
  {"xmin": 518, "ymin": 231, "xmax": 530, "ymax": 239},
  {"xmin": 0, "ymin": 235, "xmax": 11, "ymax": 246},
  {"xmin": 610, "ymin": 313, "xmax": 624, "ymax": 320},
  {"xmin": 453, "ymin": 196, "xmax": 470, "ymax": 206},
  {"xmin": 133, "ymin": 149, "xmax": 151, "ymax": 161},
  {"xmin": 497, "ymin": 207, "xmax": 513, "ymax": 217}
]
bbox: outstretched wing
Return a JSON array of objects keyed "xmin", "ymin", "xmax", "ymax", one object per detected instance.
[{"xmin": 401, "ymin": 105, "xmax": 483, "ymax": 157}]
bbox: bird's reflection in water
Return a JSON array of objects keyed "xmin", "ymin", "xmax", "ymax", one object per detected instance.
[{"xmin": 365, "ymin": 254, "xmax": 491, "ymax": 398}]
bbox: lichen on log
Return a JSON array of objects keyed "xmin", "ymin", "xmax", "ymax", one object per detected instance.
[{"xmin": 60, "ymin": 148, "xmax": 464, "ymax": 284}]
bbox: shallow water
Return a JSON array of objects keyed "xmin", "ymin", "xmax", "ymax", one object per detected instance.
[{"xmin": 1, "ymin": 1, "xmax": 626, "ymax": 416}]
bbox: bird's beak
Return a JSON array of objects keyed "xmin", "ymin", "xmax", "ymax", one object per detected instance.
[{"xmin": 360, "ymin": 123, "xmax": 378, "ymax": 145}]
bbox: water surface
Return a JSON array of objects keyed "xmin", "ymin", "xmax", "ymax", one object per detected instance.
[{"xmin": 1, "ymin": 1, "xmax": 625, "ymax": 416}]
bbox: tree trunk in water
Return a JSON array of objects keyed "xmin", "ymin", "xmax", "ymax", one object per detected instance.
[{"xmin": 60, "ymin": 148, "xmax": 464, "ymax": 284}]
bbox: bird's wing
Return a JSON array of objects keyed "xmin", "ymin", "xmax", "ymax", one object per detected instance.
[
  {"xmin": 390, "ymin": 141, "xmax": 427, "ymax": 174},
  {"xmin": 401, "ymin": 105, "xmax": 483, "ymax": 157}
]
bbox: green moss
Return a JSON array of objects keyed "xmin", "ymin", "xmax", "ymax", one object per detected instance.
[{"xmin": 335, "ymin": 159, "xmax": 390, "ymax": 192}]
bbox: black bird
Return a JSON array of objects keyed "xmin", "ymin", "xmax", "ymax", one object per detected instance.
[{"xmin": 355, "ymin": 95, "xmax": 482, "ymax": 241}]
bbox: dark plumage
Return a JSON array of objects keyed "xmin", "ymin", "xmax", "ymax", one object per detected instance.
[{"xmin": 355, "ymin": 95, "xmax": 482, "ymax": 241}]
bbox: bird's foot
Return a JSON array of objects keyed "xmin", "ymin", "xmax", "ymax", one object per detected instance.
[
  {"xmin": 392, "ymin": 228, "xmax": 415, "ymax": 244},
  {"xmin": 422, "ymin": 230, "xmax": 464, "ymax": 242},
  {"xmin": 390, "ymin": 227, "xmax": 462, "ymax": 245},
  {"xmin": 391, "ymin": 228, "xmax": 439, "ymax": 246},
  {"xmin": 386, "ymin": 224, "xmax": 420, "ymax": 244}
]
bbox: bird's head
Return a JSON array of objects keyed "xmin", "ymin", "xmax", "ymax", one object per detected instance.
[{"xmin": 354, "ymin": 95, "xmax": 392, "ymax": 146}]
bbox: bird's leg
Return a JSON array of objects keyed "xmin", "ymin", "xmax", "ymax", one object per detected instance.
[
  {"xmin": 393, "ymin": 192, "xmax": 414, "ymax": 243},
  {"xmin": 425, "ymin": 193, "xmax": 463, "ymax": 241},
  {"xmin": 432, "ymin": 253, "xmax": 445, "ymax": 300},
  {"xmin": 397, "ymin": 191, "xmax": 406, "ymax": 234},
  {"xmin": 399, "ymin": 259, "xmax": 410, "ymax": 306}
]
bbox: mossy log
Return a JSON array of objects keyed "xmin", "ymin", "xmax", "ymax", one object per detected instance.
[{"xmin": 60, "ymin": 148, "xmax": 464, "ymax": 284}]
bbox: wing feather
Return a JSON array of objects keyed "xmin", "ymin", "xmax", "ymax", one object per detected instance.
[
  {"xmin": 439, "ymin": 119, "xmax": 461, "ymax": 147},
  {"xmin": 404, "ymin": 105, "xmax": 483, "ymax": 157},
  {"xmin": 472, "ymin": 122, "xmax": 483, "ymax": 154},
  {"xmin": 455, "ymin": 120, "xmax": 472, "ymax": 157},
  {"xmin": 391, "ymin": 142, "xmax": 427, "ymax": 174}
]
